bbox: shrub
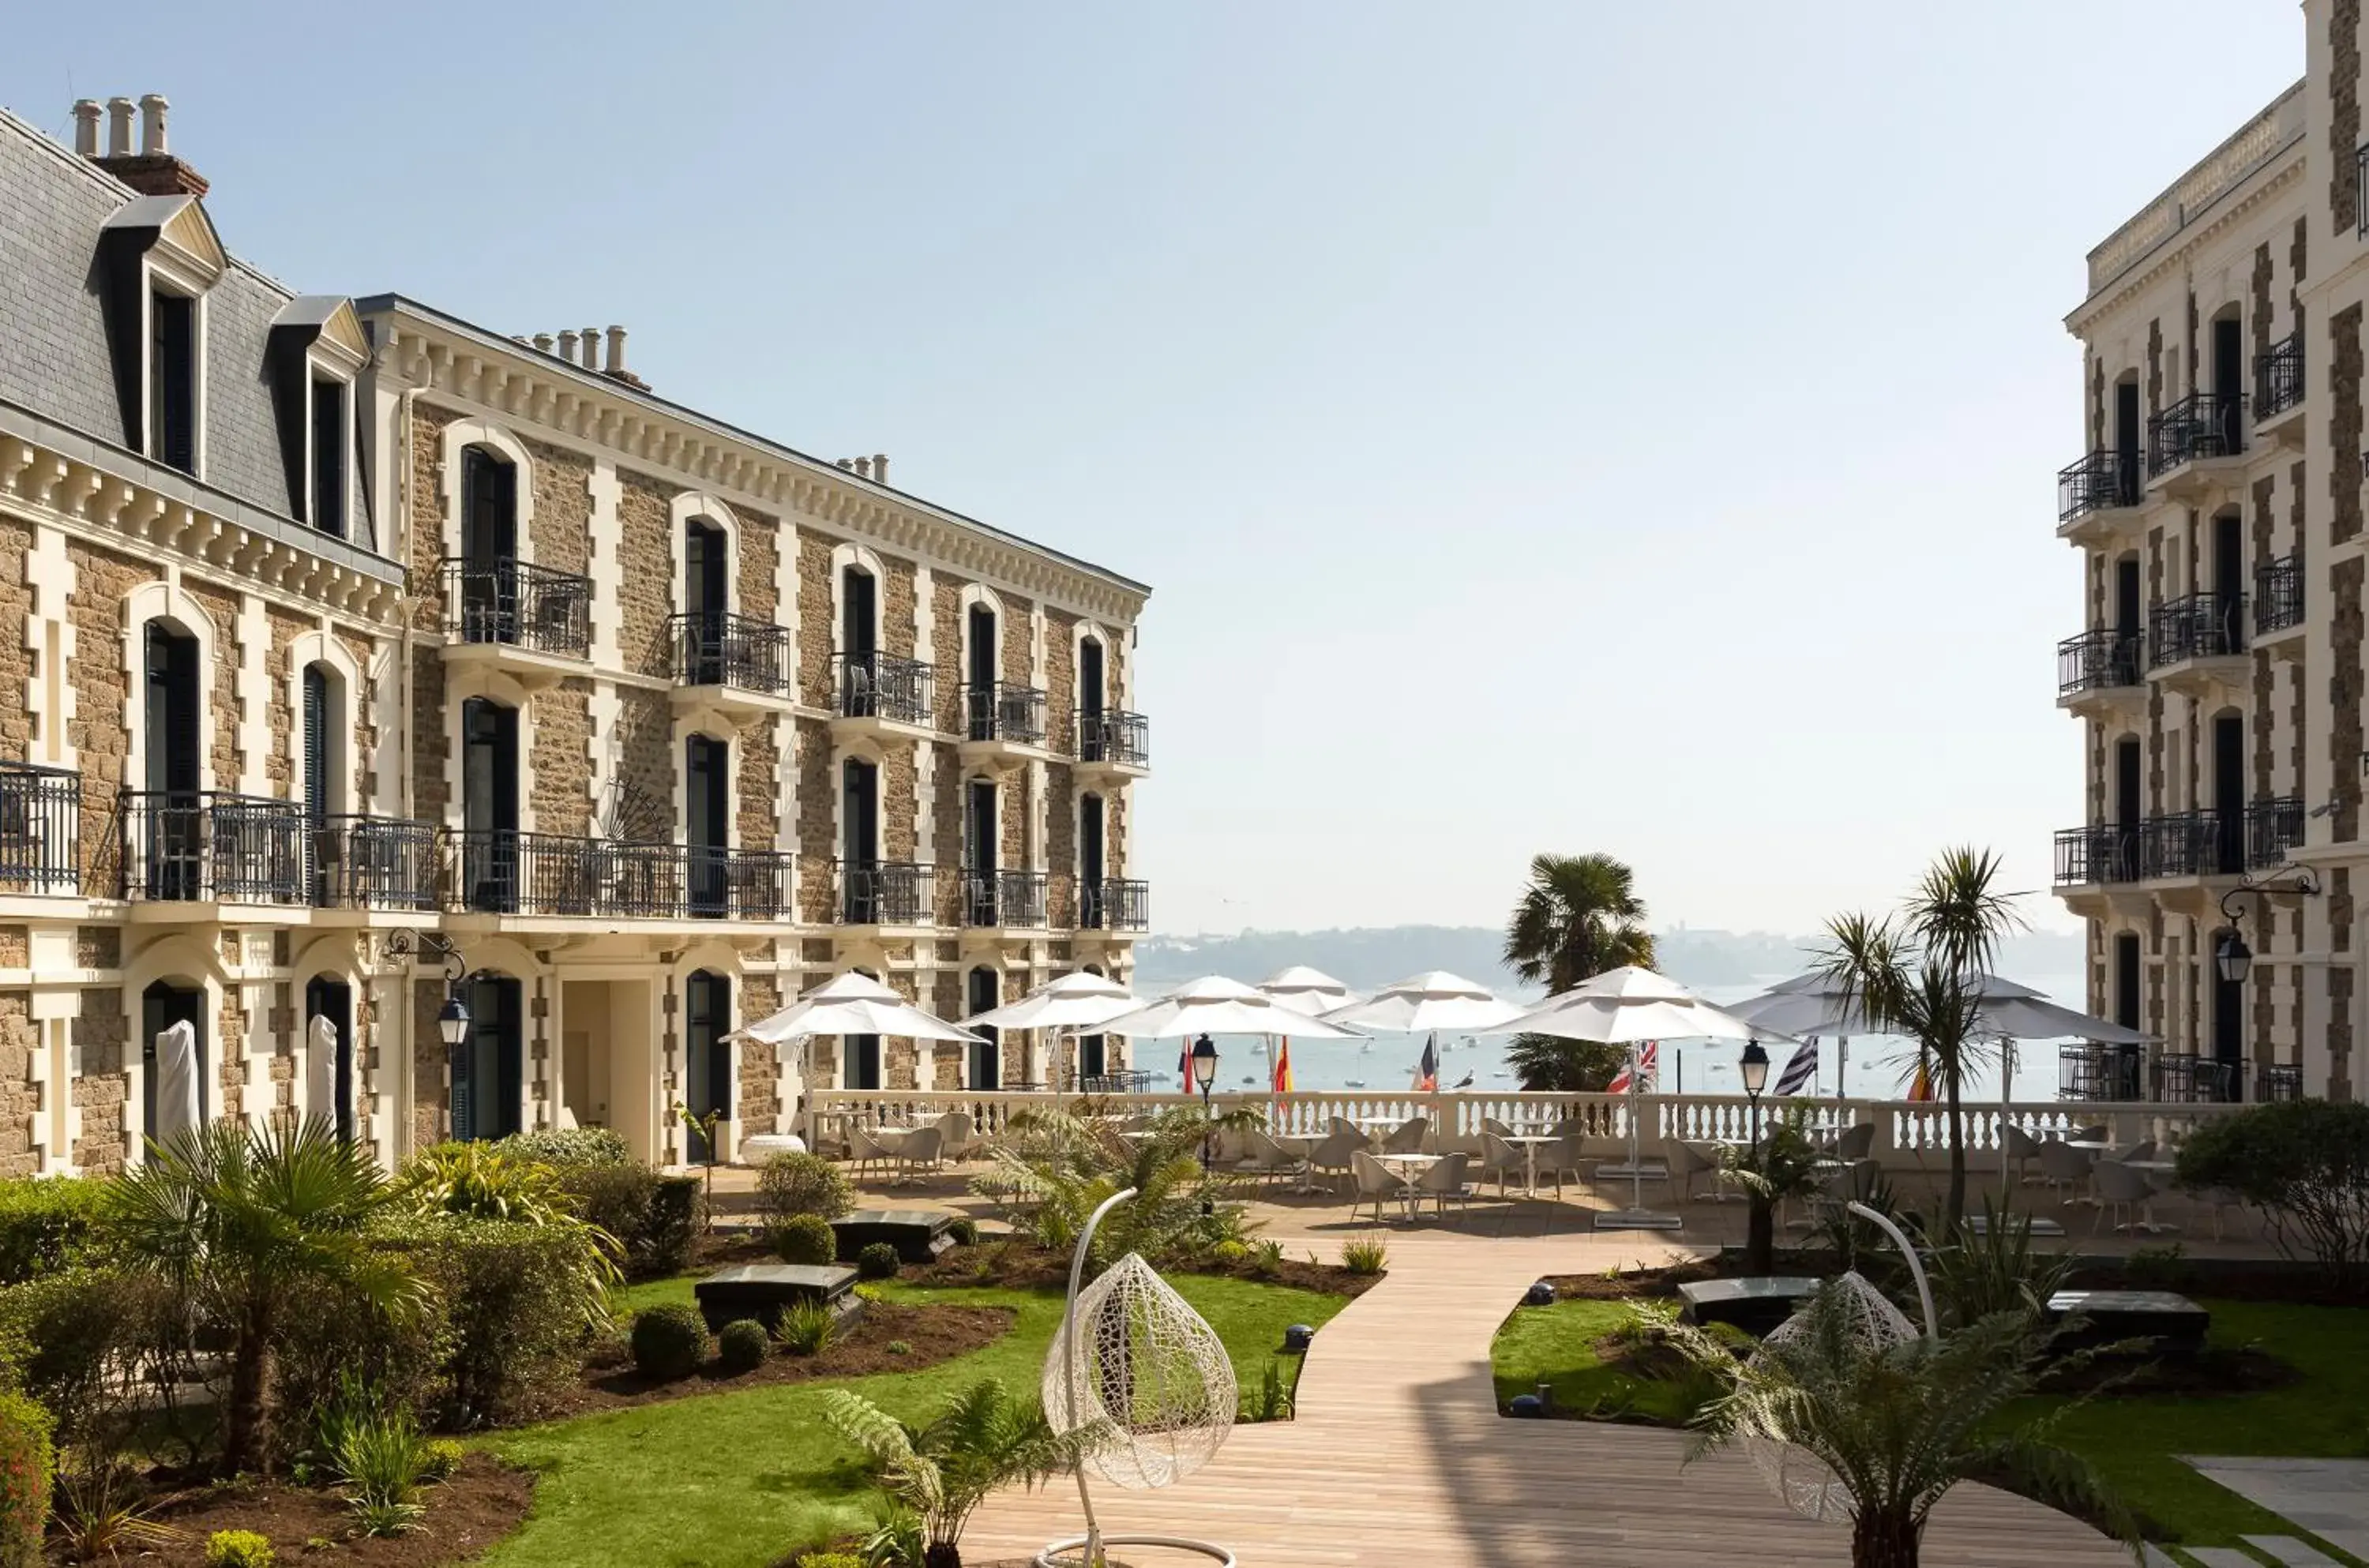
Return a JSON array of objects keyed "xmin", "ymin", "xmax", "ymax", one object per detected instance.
[
  {"xmin": 1922, "ymin": 1198, "xmax": 2073, "ymax": 1330},
  {"xmin": 276, "ymin": 1277, "xmax": 452, "ymax": 1456},
  {"xmin": 0, "ymin": 1390, "xmax": 51, "ymax": 1568},
  {"xmin": 772, "ymin": 1214, "xmax": 837, "ymax": 1266},
  {"xmin": 778, "ymin": 1301, "xmax": 836, "ymax": 1357},
  {"xmin": 1248, "ymin": 1358, "xmax": 1296, "ymax": 1422},
  {"xmin": 0, "ymin": 1176, "xmax": 105, "ymax": 1285},
  {"xmin": 643, "ymin": 1175, "xmax": 704, "ymax": 1275},
  {"xmin": 1341, "ymin": 1237, "xmax": 1388, "ymax": 1276},
  {"xmin": 372, "ymin": 1214, "xmax": 603, "ymax": 1428},
  {"xmin": 550, "ymin": 1165, "xmax": 700, "ymax": 1279},
  {"xmin": 885, "ymin": 1339, "xmax": 912, "ymax": 1357},
  {"xmin": 2177, "ymin": 1099, "xmax": 2369, "ymax": 1288},
  {"xmin": 205, "ymin": 1529, "xmax": 276, "ymax": 1568},
  {"xmin": 631, "ymin": 1304, "xmax": 709, "ymax": 1380},
  {"xmin": 498, "ymin": 1127, "xmax": 631, "ymax": 1168},
  {"xmin": 1251, "ymin": 1239, "xmax": 1285, "ymax": 1277},
  {"xmin": 795, "ymin": 1554, "xmax": 865, "ymax": 1568},
  {"xmin": 856, "ymin": 1243, "xmax": 900, "ymax": 1281},
  {"xmin": 334, "ymin": 1410, "xmax": 429, "ymax": 1530},
  {"xmin": 946, "ymin": 1217, "xmax": 979, "ymax": 1247},
  {"xmin": 0, "ymin": 1266, "xmax": 166, "ymax": 1452},
  {"xmin": 716, "ymin": 1319, "xmax": 769, "ymax": 1375},
  {"xmin": 419, "ymin": 1438, "xmax": 464, "ymax": 1484},
  {"xmin": 1208, "ymin": 1239, "xmax": 1249, "ymax": 1266},
  {"xmin": 757, "ymin": 1152, "xmax": 854, "ymax": 1230}
]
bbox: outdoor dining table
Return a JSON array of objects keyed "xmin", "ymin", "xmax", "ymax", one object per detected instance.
[
  {"xmin": 2116, "ymin": 1158, "xmax": 2182, "ymax": 1236},
  {"xmin": 1373, "ymin": 1152, "xmax": 1440, "ymax": 1216},
  {"xmin": 1499, "ymin": 1134, "xmax": 1558, "ymax": 1198}
]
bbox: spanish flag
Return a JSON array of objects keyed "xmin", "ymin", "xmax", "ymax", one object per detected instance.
[
  {"xmin": 1271, "ymin": 1037, "xmax": 1293, "ymax": 1093},
  {"xmin": 1906, "ymin": 1059, "xmax": 1935, "ymax": 1102}
]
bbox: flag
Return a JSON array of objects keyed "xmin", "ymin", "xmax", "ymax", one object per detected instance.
[
  {"xmin": 1906, "ymin": 1058, "xmax": 1935, "ymax": 1102},
  {"xmin": 1607, "ymin": 1040, "xmax": 1659, "ymax": 1095},
  {"xmin": 1272, "ymin": 1037, "xmax": 1293, "ymax": 1093},
  {"xmin": 1774, "ymin": 1038, "xmax": 1819, "ymax": 1097},
  {"xmin": 1413, "ymin": 1033, "xmax": 1438, "ymax": 1091}
]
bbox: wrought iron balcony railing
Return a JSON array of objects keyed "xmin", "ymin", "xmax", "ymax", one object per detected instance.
[
  {"xmin": 666, "ymin": 612, "xmax": 794, "ymax": 696},
  {"xmin": 963, "ymin": 868, "xmax": 1046, "ymax": 928},
  {"xmin": 965, "ymin": 682, "xmax": 1047, "ymax": 745},
  {"xmin": 310, "ymin": 816, "xmax": 441, "ymax": 911},
  {"xmin": 835, "ymin": 652, "xmax": 934, "ymax": 727},
  {"xmin": 1077, "ymin": 710, "xmax": 1151, "ymax": 767},
  {"xmin": 2056, "ymin": 629, "xmax": 2143, "ymax": 696},
  {"xmin": 1079, "ymin": 876, "xmax": 1150, "ymax": 932},
  {"xmin": 2256, "ymin": 1062, "xmax": 2304, "ymax": 1102},
  {"xmin": 835, "ymin": 858, "xmax": 934, "ymax": 925},
  {"xmin": 2057, "ymin": 448, "xmax": 2142, "ymax": 523},
  {"xmin": 442, "ymin": 557, "xmax": 593, "ymax": 658},
  {"xmin": 2245, "ymin": 796, "xmax": 2305, "ymax": 870},
  {"xmin": 2147, "ymin": 391, "xmax": 2244, "ymax": 476},
  {"xmin": 2059, "ymin": 1042, "xmax": 2143, "ymax": 1101},
  {"xmin": 2153, "ymin": 1052, "xmax": 2244, "ymax": 1104},
  {"xmin": 449, "ymin": 829, "xmax": 793, "ymax": 919},
  {"xmin": 2256, "ymin": 332, "xmax": 2303, "ymax": 418},
  {"xmin": 2255, "ymin": 551, "xmax": 2303, "ymax": 633},
  {"xmin": 2142, "ymin": 809, "xmax": 2245, "ymax": 878},
  {"xmin": 2148, "ymin": 591, "xmax": 2247, "ymax": 666},
  {"xmin": 2052, "ymin": 824, "xmax": 2140, "ymax": 886},
  {"xmin": 121, "ymin": 790, "xmax": 305, "ymax": 904},
  {"xmin": 0, "ymin": 762, "xmax": 80, "ymax": 895}
]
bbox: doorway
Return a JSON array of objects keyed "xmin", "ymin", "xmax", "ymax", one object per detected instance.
[
  {"xmin": 462, "ymin": 698, "xmax": 519, "ymax": 913},
  {"xmin": 1079, "ymin": 638, "xmax": 1106, "ymax": 758},
  {"xmin": 967, "ymin": 605, "xmax": 997, "ymax": 740},
  {"xmin": 2211, "ymin": 314, "xmax": 2243, "ymax": 452},
  {"xmin": 967, "ymin": 967, "xmax": 1001, "ymax": 1090},
  {"xmin": 140, "ymin": 980, "xmax": 207, "ymax": 1147},
  {"xmin": 2113, "ymin": 557, "xmax": 2142, "ymax": 678},
  {"xmin": 967, "ymin": 778, "xmax": 997, "ymax": 925},
  {"xmin": 686, "ymin": 734, "xmax": 729, "ymax": 917},
  {"xmin": 846, "ymin": 1033, "xmax": 882, "ymax": 1092},
  {"xmin": 453, "ymin": 973, "xmax": 523, "ymax": 1142},
  {"xmin": 683, "ymin": 970, "xmax": 730, "ymax": 1162},
  {"xmin": 2213, "ymin": 512, "xmax": 2246, "ymax": 653},
  {"xmin": 2113, "ymin": 380, "xmax": 2141, "ymax": 502},
  {"xmin": 1079, "ymin": 793, "xmax": 1106, "ymax": 926},
  {"xmin": 304, "ymin": 977, "xmax": 355, "ymax": 1143},
  {"xmin": 303, "ymin": 664, "xmax": 336, "ymax": 905},
  {"xmin": 2112, "ymin": 737, "xmax": 2142, "ymax": 880},
  {"xmin": 145, "ymin": 622, "xmax": 201, "ymax": 899},
  {"xmin": 2213, "ymin": 713, "xmax": 2245, "ymax": 874},
  {"xmin": 684, "ymin": 520, "xmax": 727, "ymax": 683},
  {"xmin": 460, "ymin": 447, "xmax": 519, "ymax": 643},
  {"xmin": 841, "ymin": 758, "xmax": 880, "ymax": 921}
]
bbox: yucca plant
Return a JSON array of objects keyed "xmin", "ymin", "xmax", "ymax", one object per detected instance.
[
  {"xmin": 53, "ymin": 1461, "xmax": 185, "ymax": 1562},
  {"xmin": 972, "ymin": 1107, "xmax": 1247, "ymax": 1268},
  {"xmin": 823, "ymin": 1378, "xmax": 1102, "ymax": 1568},
  {"xmin": 1921, "ymin": 1198, "xmax": 2074, "ymax": 1331},
  {"xmin": 1667, "ymin": 1283, "xmax": 2133, "ymax": 1568},
  {"xmin": 104, "ymin": 1118, "xmax": 425, "ymax": 1474}
]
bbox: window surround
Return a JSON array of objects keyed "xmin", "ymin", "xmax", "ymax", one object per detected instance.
[
  {"xmin": 121, "ymin": 580, "xmax": 221, "ymax": 797},
  {"xmin": 286, "ymin": 630, "xmax": 362, "ymax": 816},
  {"xmin": 99, "ymin": 196, "xmax": 225, "ymax": 481},
  {"xmin": 435, "ymin": 419, "xmax": 538, "ymax": 568},
  {"xmin": 670, "ymin": 492, "xmax": 739, "ymax": 620},
  {"xmin": 958, "ymin": 583, "xmax": 1005, "ymax": 689},
  {"xmin": 829, "ymin": 542, "xmax": 887, "ymax": 656}
]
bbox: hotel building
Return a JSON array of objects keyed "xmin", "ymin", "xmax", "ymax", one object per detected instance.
[{"xmin": 0, "ymin": 96, "xmax": 1151, "ymax": 1173}]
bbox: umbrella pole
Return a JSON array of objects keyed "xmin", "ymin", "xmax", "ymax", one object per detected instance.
[{"xmin": 1629, "ymin": 1042, "xmax": 1643, "ymax": 1214}]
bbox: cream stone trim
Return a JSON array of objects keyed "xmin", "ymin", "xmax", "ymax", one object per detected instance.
[
  {"xmin": 287, "ymin": 627, "xmax": 363, "ymax": 812},
  {"xmin": 830, "ymin": 542, "xmax": 886, "ymax": 654},
  {"xmin": 913, "ymin": 565, "xmax": 934, "ymax": 668},
  {"xmin": 236, "ymin": 595, "xmax": 269, "ymax": 794},
  {"xmin": 672, "ymin": 712, "xmax": 741, "ymax": 850},
  {"xmin": 122, "ymin": 577, "xmax": 223, "ymax": 793},
  {"xmin": 120, "ymin": 932, "xmax": 229, "ymax": 1166},
  {"xmin": 24, "ymin": 525, "xmax": 74, "ymax": 767},
  {"xmin": 957, "ymin": 581, "xmax": 1004, "ymax": 690},
  {"xmin": 670, "ymin": 491, "xmax": 739, "ymax": 617},
  {"xmin": 435, "ymin": 418, "xmax": 538, "ymax": 568}
]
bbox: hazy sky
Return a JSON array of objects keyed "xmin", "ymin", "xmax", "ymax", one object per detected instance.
[{"xmin": 3, "ymin": 2, "xmax": 2305, "ymax": 938}]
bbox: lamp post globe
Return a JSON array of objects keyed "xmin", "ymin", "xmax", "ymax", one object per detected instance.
[
  {"xmin": 1740, "ymin": 1039, "xmax": 1770, "ymax": 1144},
  {"xmin": 2216, "ymin": 928, "xmax": 2252, "ymax": 985},
  {"xmin": 437, "ymin": 993, "xmax": 471, "ymax": 1052},
  {"xmin": 1190, "ymin": 1035, "xmax": 1218, "ymax": 1097}
]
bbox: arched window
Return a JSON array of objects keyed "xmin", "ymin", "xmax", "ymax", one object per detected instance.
[
  {"xmin": 458, "ymin": 447, "xmax": 519, "ymax": 643},
  {"xmin": 141, "ymin": 621, "xmax": 201, "ymax": 900},
  {"xmin": 967, "ymin": 967, "xmax": 1001, "ymax": 1090},
  {"xmin": 684, "ymin": 970, "xmax": 732, "ymax": 1159}
]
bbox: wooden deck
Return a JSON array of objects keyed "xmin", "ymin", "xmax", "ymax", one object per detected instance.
[{"xmin": 963, "ymin": 1229, "xmax": 2132, "ymax": 1567}]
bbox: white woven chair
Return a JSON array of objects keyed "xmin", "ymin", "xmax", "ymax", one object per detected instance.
[
  {"xmin": 1833, "ymin": 1122, "xmax": 1876, "ymax": 1162},
  {"xmin": 2038, "ymin": 1138, "xmax": 2094, "ymax": 1203},
  {"xmin": 1677, "ymin": 1140, "xmax": 1732, "ymax": 1203},
  {"xmin": 1306, "ymin": 1128, "xmax": 1365, "ymax": 1192},
  {"xmin": 847, "ymin": 1126, "xmax": 897, "ymax": 1182},
  {"xmin": 1413, "ymin": 1151, "xmax": 1473, "ymax": 1217},
  {"xmin": 1481, "ymin": 1116, "xmax": 1516, "ymax": 1139},
  {"xmin": 1477, "ymin": 1132, "xmax": 1525, "ymax": 1196},
  {"xmin": 2093, "ymin": 1156, "xmax": 2157, "ymax": 1235},
  {"xmin": 1233, "ymin": 1127, "xmax": 1305, "ymax": 1187},
  {"xmin": 1536, "ymin": 1134, "xmax": 1591, "ymax": 1196},
  {"xmin": 934, "ymin": 1111, "xmax": 977, "ymax": 1161},
  {"xmin": 2001, "ymin": 1123, "xmax": 2045, "ymax": 1186},
  {"xmin": 1381, "ymin": 1115, "xmax": 1432, "ymax": 1154},
  {"xmin": 896, "ymin": 1123, "xmax": 944, "ymax": 1181},
  {"xmin": 1350, "ymin": 1150, "xmax": 1414, "ymax": 1221}
]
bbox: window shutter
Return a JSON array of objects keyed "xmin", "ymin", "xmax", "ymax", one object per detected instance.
[{"xmin": 302, "ymin": 666, "xmax": 329, "ymax": 821}]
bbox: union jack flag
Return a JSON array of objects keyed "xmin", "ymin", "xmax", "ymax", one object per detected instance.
[{"xmin": 1606, "ymin": 1040, "xmax": 1658, "ymax": 1094}]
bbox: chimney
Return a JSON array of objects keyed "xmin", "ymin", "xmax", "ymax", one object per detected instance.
[
  {"xmin": 579, "ymin": 328, "xmax": 599, "ymax": 369},
  {"xmin": 597, "ymin": 325, "xmax": 650, "ymax": 390},
  {"xmin": 532, "ymin": 333, "xmax": 555, "ymax": 354},
  {"xmin": 871, "ymin": 453, "xmax": 889, "ymax": 486},
  {"xmin": 557, "ymin": 329, "xmax": 579, "ymax": 364},
  {"xmin": 852, "ymin": 457, "xmax": 872, "ymax": 480},
  {"xmin": 88, "ymin": 91, "xmax": 209, "ymax": 197}
]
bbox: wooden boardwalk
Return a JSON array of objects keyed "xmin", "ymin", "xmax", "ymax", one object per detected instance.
[{"xmin": 964, "ymin": 1230, "xmax": 2131, "ymax": 1567}]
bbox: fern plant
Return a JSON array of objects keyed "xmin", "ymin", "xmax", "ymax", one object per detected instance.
[{"xmin": 823, "ymin": 1377, "xmax": 1103, "ymax": 1568}]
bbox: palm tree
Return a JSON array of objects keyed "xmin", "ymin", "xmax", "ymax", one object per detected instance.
[
  {"xmin": 1669, "ymin": 1285, "xmax": 2133, "ymax": 1568},
  {"xmin": 1503, "ymin": 853, "xmax": 1656, "ymax": 1090},
  {"xmin": 105, "ymin": 1117, "xmax": 424, "ymax": 1474},
  {"xmin": 824, "ymin": 1377, "xmax": 1102, "ymax": 1568},
  {"xmin": 1818, "ymin": 849, "xmax": 2024, "ymax": 1234}
]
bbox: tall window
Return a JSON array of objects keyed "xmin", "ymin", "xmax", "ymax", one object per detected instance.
[
  {"xmin": 310, "ymin": 377, "xmax": 345, "ymax": 536},
  {"xmin": 149, "ymin": 289, "xmax": 196, "ymax": 475}
]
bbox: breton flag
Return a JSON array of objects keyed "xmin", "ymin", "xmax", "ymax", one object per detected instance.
[
  {"xmin": 1272, "ymin": 1037, "xmax": 1294, "ymax": 1093},
  {"xmin": 1774, "ymin": 1038, "xmax": 1819, "ymax": 1097},
  {"xmin": 1413, "ymin": 1033, "xmax": 1439, "ymax": 1092},
  {"xmin": 1606, "ymin": 1040, "xmax": 1659, "ymax": 1095}
]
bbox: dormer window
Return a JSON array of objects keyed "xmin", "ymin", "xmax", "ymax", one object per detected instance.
[
  {"xmin": 148, "ymin": 286, "xmax": 197, "ymax": 474},
  {"xmin": 267, "ymin": 296, "xmax": 370, "ymax": 540},
  {"xmin": 309, "ymin": 373, "xmax": 347, "ymax": 536}
]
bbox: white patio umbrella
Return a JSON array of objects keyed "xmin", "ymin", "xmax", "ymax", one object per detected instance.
[
  {"xmin": 1255, "ymin": 966, "xmax": 1358, "ymax": 1016},
  {"xmin": 959, "ymin": 970, "xmax": 1139, "ymax": 1094},
  {"xmin": 152, "ymin": 1019, "xmax": 201, "ymax": 1143},
  {"xmin": 1499, "ymin": 966, "xmax": 1781, "ymax": 1232},
  {"xmin": 730, "ymin": 972, "xmax": 982, "ymax": 1146},
  {"xmin": 1316, "ymin": 970, "xmax": 1527, "ymax": 1033},
  {"xmin": 1095, "ymin": 976, "xmax": 1367, "ymax": 1043}
]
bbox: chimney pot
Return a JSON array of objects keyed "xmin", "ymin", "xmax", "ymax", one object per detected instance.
[
  {"xmin": 557, "ymin": 330, "xmax": 579, "ymax": 363},
  {"xmin": 532, "ymin": 333, "xmax": 554, "ymax": 354},
  {"xmin": 137, "ymin": 93, "xmax": 168, "ymax": 156},
  {"xmin": 853, "ymin": 457, "xmax": 873, "ymax": 479},
  {"xmin": 872, "ymin": 452, "xmax": 889, "ymax": 486},
  {"xmin": 580, "ymin": 328, "xmax": 599, "ymax": 369},
  {"xmin": 835, "ymin": 459, "xmax": 854, "ymax": 471},
  {"xmin": 105, "ymin": 97, "xmax": 135, "ymax": 159},
  {"xmin": 71, "ymin": 100, "xmax": 101, "ymax": 158},
  {"xmin": 604, "ymin": 325, "xmax": 626, "ymax": 374}
]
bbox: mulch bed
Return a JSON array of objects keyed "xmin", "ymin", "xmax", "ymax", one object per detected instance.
[
  {"xmin": 1537, "ymin": 1259, "xmax": 1722, "ymax": 1302},
  {"xmin": 93, "ymin": 1453, "xmax": 533, "ymax": 1568},
  {"xmin": 541, "ymin": 1298, "xmax": 1016, "ymax": 1419},
  {"xmin": 906, "ymin": 1238, "xmax": 1380, "ymax": 1300}
]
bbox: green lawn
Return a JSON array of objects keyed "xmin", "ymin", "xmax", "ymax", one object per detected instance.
[
  {"xmin": 1489, "ymin": 1298, "xmax": 1707, "ymax": 1426},
  {"xmin": 481, "ymin": 1273, "xmax": 1350, "ymax": 1567}
]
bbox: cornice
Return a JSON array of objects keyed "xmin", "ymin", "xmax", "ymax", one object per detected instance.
[
  {"xmin": 366, "ymin": 304, "xmax": 1152, "ymax": 627},
  {"xmin": 2067, "ymin": 153, "xmax": 2307, "ymax": 338}
]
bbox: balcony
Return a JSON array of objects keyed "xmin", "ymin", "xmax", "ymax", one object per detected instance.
[
  {"xmin": 2056, "ymin": 448, "xmax": 2142, "ymax": 545},
  {"xmin": 2254, "ymin": 550, "xmax": 2305, "ymax": 658},
  {"xmin": 0, "ymin": 763, "xmax": 81, "ymax": 896},
  {"xmin": 2055, "ymin": 629, "xmax": 2143, "ymax": 716},
  {"xmin": 2139, "ymin": 809, "xmax": 2245, "ymax": 880},
  {"xmin": 833, "ymin": 653, "xmax": 937, "ymax": 741},
  {"xmin": 959, "ymin": 682, "xmax": 1050, "ymax": 766},
  {"xmin": 2257, "ymin": 1062, "xmax": 2304, "ymax": 1101},
  {"xmin": 309, "ymin": 816, "xmax": 441, "ymax": 912},
  {"xmin": 441, "ymin": 557, "xmax": 592, "ymax": 685},
  {"xmin": 2146, "ymin": 591, "xmax": 2247, "ymax": 696},
  {"xmin": 2146, "ymin": 392, "xmax": 2246, "ymax": 497},
  {"xmin": 1079, "ymin": 876, "xmax": 1150, "ymax": 933},
  {"xmin": 961, "ymin": 868, "xmax": 1047, "ymax": 930},
  {"xmin": 666, "ymin": 612, "xmax": 795, "ymax": 716},
  {"xmin": 2059, "ymin": 1042, "xmax": 2143, "ymax": 1101},
  {"xmin": 835, "ymin": 858, "xmax": 935, "ymax": 928},
  {"xmin": 449, "ymin": 830, "xmax": 794, "ymax": 921},
  {"xmin": 2152, "ymin": 1052, "xmax": 2245, "ymax": 1104},
  {"xmin": 2245, "ymin": 796, "xmax": 2305, "ymax": 871},
  {"xmin": 1074, "ymin": 711, "xmax": 1152, "ymax": 782},
  {"xmin": 2254, "ymin": 332, "xmax": 2305, "ymax": 444},
  {"xmin": 122, "ymin": 791, "xmax": 305, "ymax": 905},
  {"xmin": 2053, "ymin": 824, "xmax": 2141, "ymax": 888}
]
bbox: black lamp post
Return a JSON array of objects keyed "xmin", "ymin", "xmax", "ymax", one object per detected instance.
[
  {"xmin": 389, "ymin": 928, "xmax": 471, "ymax": 1132},
  {"xmin": 1740, "ymin": 1039, "xmax": 1770, "ymax": 1146},
  {"xmin": 1190, "ymin": 1034, "xmax": 1219, "ymax": 1197}
]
